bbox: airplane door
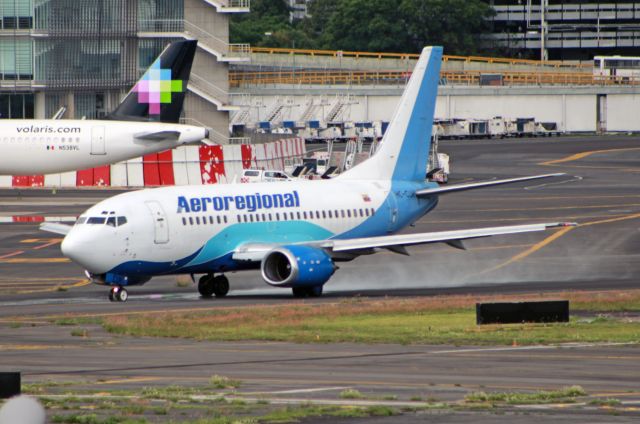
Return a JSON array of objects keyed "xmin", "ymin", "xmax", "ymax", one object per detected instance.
[
  {"xmin": 145, "ymin": 201, "xmax": 169, "ymax": 244},
  {"xmin": 385, "ymin": 192, "xmax": 398, "ymax": 233},
  {"xmin": 91, "ymin": 126, "xmax": 106, "ymax": 155}
]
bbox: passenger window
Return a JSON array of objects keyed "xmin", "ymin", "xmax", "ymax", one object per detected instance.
[
  {"xmin": 189, "ymin": 217, "xmax": 194, "ymax": 225},
  {"xmin": 341, "ymin": 210, "xmax": 346, "ymax": 218},
  {"xmin": 303, "ymin": 211, "xmax": 307, "ymax": 219},
  {"xmin": 268, "ymin": 213, "xmax": 273, "ymax": 221},
  {"xmin": 196, "ymin": 217, "xmax": 200, "ymax": 225},
  {"xmin": 297, "ymin": 212, "xmax": 301, "ymax": 219},
  {"xmin": 216, "ymin": 216, "xmax": 221, "ymax": 224},
  {"xmin": 315, "ymin": 211, "xmax": 320, "ymax": 219},
  {"xmin": 224, "ymin": 216, "xmax": 228, "ymax": 224},
  {"xmin": 359, "ymin": 209, "xmax": 364, "ymax": 217},
  {"xmin": 322, "ymin": 211, "xmax": 326, "ymax": 219},
  {"xmin": 182, "ymin": 217, "xmax": 186, "ymax": 226},
  {"xmin": 347, "ymin": 210, "xmax": 351, "ymax": 218},
  {"xmin": 249, "ymin": 215, "xmax": 254, "ymax": 223},
  {"xmin": 262, "ymin": 213, "xmax": 266, "ymax": 221},
  {"xmin": 328, "ymin": 211, "xmax": 333, "ymax": 218}
]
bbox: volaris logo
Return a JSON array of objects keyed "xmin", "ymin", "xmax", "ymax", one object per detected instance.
[{"xmin": 133, "ymin": 59, "xmax": 183, "ymax": 115}]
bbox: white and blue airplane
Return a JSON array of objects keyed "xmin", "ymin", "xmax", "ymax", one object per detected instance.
[{"xmin": 44, "ymin": 46, "xmax": 571, "ymax": 302}]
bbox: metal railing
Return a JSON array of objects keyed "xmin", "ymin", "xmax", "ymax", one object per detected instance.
[
  {"xmin": 184, "ymin": 21, "xmax": 249, "ymax": 60},
  {"xmin": 205, "ymin": 0, "xmax": 251, "ymax": 9},
  {"xmin": 189, "ymin": 73, "xmax": 231, "ymax": 104},
  {"xmin": 230, "ymin": 69, "xmax": 640, "ymax": 87},
  {"xmin": 250, "ymin": 46, "xmax": 590, "ymax": 70}
]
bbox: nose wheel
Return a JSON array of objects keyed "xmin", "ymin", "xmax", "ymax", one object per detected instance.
[
  {"xmin": 198, "ymin": 274, "xmax": 229, "ymax": 298},
  {"xmin": 108, "ymin": 286, "xmax": 128, "ymax": 302}
]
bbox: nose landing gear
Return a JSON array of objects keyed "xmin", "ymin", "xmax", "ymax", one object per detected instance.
[
  {"xmin": 108, "ymin": 286, "xmax": 128, "ymax": 302},
  {"xmin": 198, "ymin": 274, "xmax": 229, "ymax": 298}
]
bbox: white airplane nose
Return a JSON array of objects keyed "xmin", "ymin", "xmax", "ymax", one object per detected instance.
[{"xmin": 61, "ymin": 231, "xmax": 103, "ymax": 273}]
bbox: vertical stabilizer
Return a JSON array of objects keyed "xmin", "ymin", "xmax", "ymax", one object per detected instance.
[
  {"xmin": 108, "ymin": 40, "xmax": 197, "ymax": 123},
  {"xmin": 337, "ymin": 46, "xmax": 442, "ymax": 181}
]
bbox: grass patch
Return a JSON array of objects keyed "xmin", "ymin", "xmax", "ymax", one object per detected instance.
[
  {"xmin": 37, "ymin": 387, "xmax": 400, "ymax": 424},
  {"xmin": 339, "ymin": 389, "xmax": 364, "ymax": 399},
  {"xmin": 98, "ymin": 291, "xmax": 640, "ymax": 345},
  {"xmin": 209, "ymin": 375, "xmax": 241, "ymax": 389},
  {"xmin": 589, "ymin": 398, "xmax": 622, "ymax": 407},
  {"xmin": 259, "ymin": 404, "xmax": 397, "ymax": 422},
  {"xmin": 71, "ymin": 329, "xmax": 89, "ymax": 338},
  {"xmin": 465, "ymin": 385, "xmax": 587, "ymax": 405}
]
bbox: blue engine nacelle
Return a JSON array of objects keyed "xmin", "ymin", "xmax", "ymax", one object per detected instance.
[{"xmin": 261, "ymin": 245, "xmax": 336, "ymax": 288}]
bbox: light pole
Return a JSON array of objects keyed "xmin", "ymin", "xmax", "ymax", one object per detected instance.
[{"xmin": 540, "ymin": 0, "xmax": 548, "ymax": 61}]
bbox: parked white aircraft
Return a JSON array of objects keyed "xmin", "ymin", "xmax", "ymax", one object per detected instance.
[
  {"xmin": 0, "ymin": 40, "xmax": 207, "ymax": 176},
  {"xmin": 44, "ymin": 46, "xmax": 572, "ymax": 302}
]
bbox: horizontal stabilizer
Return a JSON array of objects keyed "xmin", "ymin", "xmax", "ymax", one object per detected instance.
[
  {"xmin": 416, "ymin": 173, "xmax": 565, "ymax": 197},
  {"xmin": 135, "ymin": 131, "xmax": 181, "ymax": 141},
  {"xmin": 39, "ymin": 222, "xmax": 73, "ymax": 235}
]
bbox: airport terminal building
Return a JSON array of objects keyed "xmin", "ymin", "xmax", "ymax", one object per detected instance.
[{"xmin": 0, "ymin": 0, "xmax": 249, "ymax": 143}]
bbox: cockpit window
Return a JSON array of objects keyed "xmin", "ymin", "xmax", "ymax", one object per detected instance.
[
  {"xmin": 76, "ymin": 217, "xmax": 87, "ymax": 225},
  {"xmin": 87, "ymin": 217, "xmax": 106, "ymax": 224},
  {"xmin": 106, "ymin": 217, "xmax": 117, "ymax": 227},
  {"xmin": 117, "ymin": 216, "xmax": 127, "ymax": 226}
]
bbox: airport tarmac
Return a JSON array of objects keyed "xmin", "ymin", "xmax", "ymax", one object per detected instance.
[{"xmin": 1, "ymin": 135, "xmax": 640, "ymax": 422}]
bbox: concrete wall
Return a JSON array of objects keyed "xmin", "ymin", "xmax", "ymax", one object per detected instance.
[{"xmin": 235, "ymin": 86, "xmax": 640, "ymax": 133}]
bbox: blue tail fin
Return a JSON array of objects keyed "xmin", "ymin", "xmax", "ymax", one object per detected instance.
[{"xmin": 337, "ymin": 46, "xmax": 442, "ymax": 181}]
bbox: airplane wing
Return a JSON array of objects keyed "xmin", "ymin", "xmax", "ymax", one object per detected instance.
[
  {"xmin": 233, "ymin": 222, "xmax": 575, "ymax": 262},
  {"xmin": 322, "ymin": 222, "xmax": 574, "ymax": 253},
  {"xmin": 134, "ymin": 131, "xmax": 181, "ymax": 141},
  {"xmin": 39, "ymin": 222, "xmax": 73, "ymax": 235},
  {"xmin": 416, "ymin": 173, "xmax": 565, "ymax": 197}
]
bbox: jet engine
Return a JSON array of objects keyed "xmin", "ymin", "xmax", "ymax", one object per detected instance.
[{"xmin": 261, "ymin": 245, "xmax": 336, "ymax": 288}]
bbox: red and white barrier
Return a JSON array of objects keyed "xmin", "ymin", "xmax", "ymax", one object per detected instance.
[{"xmin": 1, "ymin": 138, "xmax": 306, "ymax": 188}]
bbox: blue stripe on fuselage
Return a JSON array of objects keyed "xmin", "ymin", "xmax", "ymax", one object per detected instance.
[{"xmin": 107, "ymin": 180, "xmax": 438, "ymax": 279}]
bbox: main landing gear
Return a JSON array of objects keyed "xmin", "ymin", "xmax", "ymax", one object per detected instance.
[
  {"xmin": 198, "ymin": 274, "xmax": 230, "ymax": 298},
  {"xmin": 108, "ymin": 286, "xmax": 128, "ymax": 302},
  {"xmin": 292, "ymin": 285, "xmax": 323, "ymax": 298}
]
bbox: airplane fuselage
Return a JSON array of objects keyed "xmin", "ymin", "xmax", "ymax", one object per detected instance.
[
  {"xmin": 61, "ymin": 179, "xmax": 438, "ymax": 284},
  {"xmin": 0, "ymin": 120, "xmax": 206, "ymax": 175}
]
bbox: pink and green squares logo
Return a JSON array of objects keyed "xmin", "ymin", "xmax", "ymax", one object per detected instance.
[{"xmin": 134, "ymin": 60, "xmax": 183, "ymax": 115}]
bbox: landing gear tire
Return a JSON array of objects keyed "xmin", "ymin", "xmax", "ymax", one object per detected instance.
[
  {"xmin": 292, "ymin": 287, "xmax": 307, "ymax": 298},
  {"xmin": 198, "ymin": 275, "xmax": 215, "ymax": 298},
  {"xmin": 212, "ymin": 275, "xmax": 229, "ymax": 298},
  {"xmin": 109, "ymin": 286, "xmax": 128, "ymax": 302},
  {"xmin": 308, "ymin": 285, "xmax": 323, "ymax": 298},
  {"xmin": 198, "ymin": 274, "xmax": 229, "ymax": 298},
  {"xmin": 292, "ymin": 286, "xmax": 324, "ymax": 298}
]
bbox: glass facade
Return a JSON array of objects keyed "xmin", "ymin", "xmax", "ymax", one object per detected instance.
[
  {"xmin": 138, "ymin": 0, "xmax": 184, "ymax": 32},
  {"xmin": 0, "ymin": 0, "xmax": 33, "ymax": 29},
  {"xmin": 34, "ymin": 38, "xmax": 137, "ymax": 89},
  {"xmin": 0, "ymin": 38, "xmax": 33, "ymax": 80},
  {"xmin": 0, "ymin": 94, "xmax": 34, "ymax": 119}
]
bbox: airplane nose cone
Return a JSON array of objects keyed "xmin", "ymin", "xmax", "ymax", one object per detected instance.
[{"xmin": 61, "ymin": 231, "xmax": 103, "ymax": 273}]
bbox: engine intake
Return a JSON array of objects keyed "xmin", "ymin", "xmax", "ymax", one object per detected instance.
[{"xmin": 261, "ymin": 245, "xmax": 336, "ymax": 287}]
